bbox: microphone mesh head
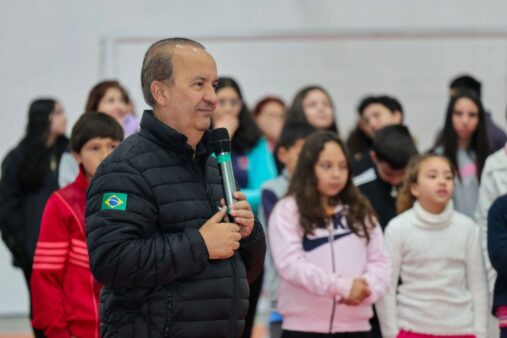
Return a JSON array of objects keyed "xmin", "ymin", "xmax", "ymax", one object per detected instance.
[
  {"xmin": 210, "ymin": 128, "xmax": 230, "ymax": 143},
  {"xmin": 210, "ymin": 128, "xmax": 231, "ymax": 154}
]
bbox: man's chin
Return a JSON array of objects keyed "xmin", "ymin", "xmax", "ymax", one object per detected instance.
[{"xmin": 196, "ymin": 119, "xmax": 211, "ymax": 131}]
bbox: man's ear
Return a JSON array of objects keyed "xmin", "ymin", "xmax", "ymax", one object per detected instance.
[
  {"xmin": 72, "ymin": 151, "xmax": 82, "ymax": 164},
  {"xmin": 151, "ymin": 80, "xmax": 169, "ymax": 106},
  {"xmin": 393, "ymin": 111, "xmax": 403, "ymax": 124}
]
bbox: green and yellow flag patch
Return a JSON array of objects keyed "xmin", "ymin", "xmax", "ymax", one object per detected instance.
[{"xmin": 101, "ymin": 193, "xmax": 128, "ymax": 211}]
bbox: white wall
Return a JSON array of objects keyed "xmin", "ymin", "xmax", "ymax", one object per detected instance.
[
  {"xmin": 1, "ymin": 0, "xmax": 507, "ymax": 315},
  {"xmin": 112, "ymin": 35, "xmax": 507, "ymax": 152}
]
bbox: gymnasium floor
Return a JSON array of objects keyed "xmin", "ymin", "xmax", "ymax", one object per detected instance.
[{"xmin": 0, "ymin": 316, "xmax": 268, "ymax": 338}]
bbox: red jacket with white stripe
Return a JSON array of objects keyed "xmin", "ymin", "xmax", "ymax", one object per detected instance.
[{"xmin": 31, "ymin": 169, "xmax": 102, "ymax": 338}]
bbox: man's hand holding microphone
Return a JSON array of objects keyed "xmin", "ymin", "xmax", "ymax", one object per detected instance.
[
  {"xmin": 199, "ymin": 128, "xmax": 255, "ymax": 259},
  {"xmin": 199, "ymin": 191, "xmax": 254, "ymax": 259}
]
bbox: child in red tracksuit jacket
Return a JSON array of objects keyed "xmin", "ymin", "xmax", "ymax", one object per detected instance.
[{"xmin": 31, "ymin": 112, "xmax": 123, "ymax": 338}]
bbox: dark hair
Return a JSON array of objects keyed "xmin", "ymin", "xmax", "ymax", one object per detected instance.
[
  {"xmin": 397, "ymin": 154, "xmax": 456, "ymax": 213},
  {"xmin": 357, "ymin": 95, "xmax": 404, "ymax": 117},
  {"xmin": 372, "ymin": 125, "xmax": 418, "ymax": 169},
  {"xmin": 381, "ymin": 95, "xmax": 404, "ymax": 115},
  {"xmin": 346, "ymin": 125, "xmax": 372, "ymax": 162},
  {"xmin": 274, "ymin": 119, "xmax": 316, "ymax": 171},
  {"xmin": 277, "ymin": 119, "xmax": 316, "ymax": 150},
  {"xmin": 141, "ymin": 37, "xmax": 205, "ymax": 107},
  {"xmin": 288, "ymin": 131, "xmax": 376, "ymax": 240},
  {"xmin": 215, "ymin": 77, "xmax": 262, "ymax": 152},
  {"xmin": 85, "ymin": 80, "xmax": 129, "ymax": 112},
  {"xmin": 18, "ymin": 99, "xmax": 68, "ymax": 192},
  {"xmin": 71, "ymin": 112, "xmax": 124, "ymax": 153},
  {"xmin": 288, "ymin": 85, "xmax": 339, "ymax": 135},
  {"xmin": 252, "ymin": 96, "xmax": 286, "ymax": 117},
  {"xmin": 433, "ymin": 89, "xmax": 491, "ymax": 180},
  {"xmin": 449, "ymin": 74, "xmax": 482, "ymax": 98}
]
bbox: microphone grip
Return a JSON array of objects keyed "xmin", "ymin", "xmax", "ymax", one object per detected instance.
[{"xmin": 218, "ymin": 159, "xmax": 237, "ymax": 223}]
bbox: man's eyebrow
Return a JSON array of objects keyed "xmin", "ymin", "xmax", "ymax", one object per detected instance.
[{"xmin": 191, "ymin": 75, "xmax": 207, "ymax": 81}]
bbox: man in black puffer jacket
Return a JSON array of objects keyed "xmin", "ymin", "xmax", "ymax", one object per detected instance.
[{"xmin": 85, "ymin": 37, "xmax": 266, "ymax": 338}]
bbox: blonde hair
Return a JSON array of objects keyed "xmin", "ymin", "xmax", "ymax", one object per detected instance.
[{"xmin": 396, "ymin": 154, "xmax": 455, "ymax": 213}]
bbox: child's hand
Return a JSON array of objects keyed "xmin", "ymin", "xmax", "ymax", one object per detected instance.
[{"xmin": 339, "ymin": 278, "xmax": 371, "ymax": 305}]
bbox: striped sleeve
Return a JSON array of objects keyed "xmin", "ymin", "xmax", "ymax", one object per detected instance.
[
  {"xmin": 31, "ymin": 193, "xmax": 72, "ymax": 338},
  {"xmin": 68, "ymin": 238, "xmax": 90, "ymax": 269}
]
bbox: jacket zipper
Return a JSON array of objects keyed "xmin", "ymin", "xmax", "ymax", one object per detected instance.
[
  {"xmin": 164, "ymin": 284, "xmax": 172, "ymax": 338},
  {"xmin": 328, "ymin": 222, "xmax": 337, "ymax": 334},
  {"xmin": 202, "ymin": 156, "xmax": 237, "ymax": 337},
  {"xmin": 201, "ymin": 156, "xmax": 238, "ymax": 338},
  {"xmin": 207, "ymin": 153, "xmax": 237, "ymax": 338},
  {"xmin": 164, "ymin": 157, "xmax": 215, "ymax": 337},
  {"xmin": 229, "ymin": 259, "xmax": 238, "ymax": 338}
]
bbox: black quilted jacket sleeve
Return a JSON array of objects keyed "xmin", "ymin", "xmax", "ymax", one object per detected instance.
[{"xmin": 85, "ymin": 158, "xmax": 209, "ymax": 289}]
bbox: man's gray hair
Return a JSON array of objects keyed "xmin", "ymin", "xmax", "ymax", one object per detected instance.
[{"xmin": 141, "ymin": 38, "xmax": 205, "ymax": 107}]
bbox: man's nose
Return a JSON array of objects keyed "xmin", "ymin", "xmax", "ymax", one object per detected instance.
[{"xmin": 205, "ymin": 87, "xmax": 218, "ymax": 106}]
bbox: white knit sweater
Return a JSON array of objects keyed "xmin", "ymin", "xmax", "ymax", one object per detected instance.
[{"xmin": 376, "ymin": 201, "xmax": 488, "ymax": 338}]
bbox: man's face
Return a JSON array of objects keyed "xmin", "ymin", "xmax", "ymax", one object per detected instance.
[
  {"xmin": 278, "ymin": 139, "xmax": 306, "ymax": 176},
  {"xmin": 158, "ymin": 46, "xmax": 218, "ymax": 135},
  {"xmin": 362, "ymin": 103, "xmax": 402, "ymax": 138},
  {"xmin": 371, "ymin": 151, "xmax": 406, "ymax": 186}
]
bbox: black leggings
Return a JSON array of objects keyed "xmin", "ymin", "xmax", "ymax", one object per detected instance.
[
  {"xmin": 21, "ymin": 263, "xmax": 46, "ymax": 338},
  {"xmin": 282, "ymin": 330, "xmax": 371, "ymax": 338},
  {"xmin": 241, "ymin": 270, "xmax": 264, "ymax": 338}
]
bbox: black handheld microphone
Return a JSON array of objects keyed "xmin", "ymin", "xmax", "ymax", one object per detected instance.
[{"xmin": 210, "ymin": 128, "xmax": 237, "ymax": 222}]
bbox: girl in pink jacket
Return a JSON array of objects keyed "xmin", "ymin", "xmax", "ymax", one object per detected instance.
[{"xmin": 269, "ymin": 131, "xmax": 391, "ymax": 338}]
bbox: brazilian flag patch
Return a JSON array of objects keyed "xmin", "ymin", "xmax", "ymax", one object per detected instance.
[{"xmin": 101, "ymin": 193, "xmax": 127, "ymax": 211}]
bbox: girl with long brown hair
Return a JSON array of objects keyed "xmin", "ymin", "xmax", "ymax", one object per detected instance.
[
  {"xmin": 288, "ymin": 86, "xmax": 340, "ymax": 135},
  {"xmin": 268, "ymin": 131, "xmax": 391, "ymax": 338},
  {"xmin": 377, "ymin": 154, "xmax": 488, "ymax": 338},
  {"xmin": 58, "ymin": 80, "xmax": 137, "ymax": 188}
]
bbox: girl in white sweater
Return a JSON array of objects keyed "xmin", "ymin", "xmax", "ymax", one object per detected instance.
[{"xmin": 377, "ymin": 154, "xmax": 488, "ymax": 338}]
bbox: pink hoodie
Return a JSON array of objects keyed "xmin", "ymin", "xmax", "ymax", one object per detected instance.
[{"xmin": 268, "ymin": 196, "xmax": 391, "ymax": 333}]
